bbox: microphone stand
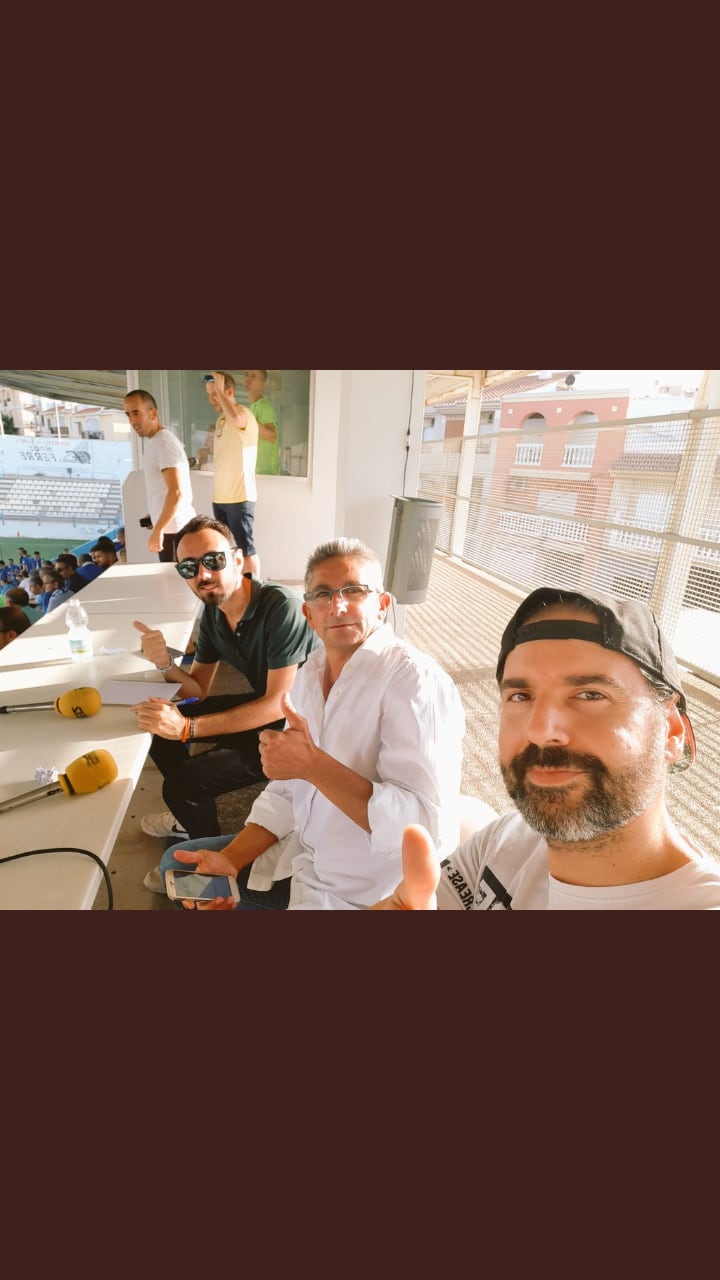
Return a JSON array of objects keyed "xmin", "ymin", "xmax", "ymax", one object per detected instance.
[
  {"xmin": 0, "ymin": 703, "xmax": 57, "ymax": 714},
  {"xmin": 0, "ymin": 782, "xmax": 65, "ymax": 814}
]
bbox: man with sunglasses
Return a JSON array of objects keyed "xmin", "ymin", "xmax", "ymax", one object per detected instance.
[
  {"xmin": 132, "ymin": 515, "xmax": 320, "ymax": 846},
  {"xmin": 154, "ymin": 536, "xmax": 465, "ymax": 909}
]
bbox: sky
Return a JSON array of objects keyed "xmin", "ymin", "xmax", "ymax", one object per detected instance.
[{"xmin": 570, "ymin": 370, "xmax": 704, "ymax": 396}]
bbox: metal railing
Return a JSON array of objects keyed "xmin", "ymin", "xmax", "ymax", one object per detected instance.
[{"xmin": 419, "ymin": 408, "xmax": 720, "ymax": 684}]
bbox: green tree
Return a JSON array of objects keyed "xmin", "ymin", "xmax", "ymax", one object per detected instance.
[{"xmin": 1, "ymin": 412, "xmax": 17, "ymax": 434}]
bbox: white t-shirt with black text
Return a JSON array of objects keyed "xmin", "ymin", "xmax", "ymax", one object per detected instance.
[{"xmin": 437, "ymin": 810, "xmax": 720, "ymax": 910}]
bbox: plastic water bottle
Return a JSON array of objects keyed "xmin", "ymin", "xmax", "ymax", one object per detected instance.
[{"xmin": 65, "ymin": 598, "xmax": 94, "ymax": 661}]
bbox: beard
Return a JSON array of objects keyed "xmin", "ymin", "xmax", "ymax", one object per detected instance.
[
  {"xmin": 191, "ymin": 570, "xmax": 238, "ymax": 608},
  {"xmin": 194, "ymin": 584, "xmax": 227, "ymax": 605},
  {"xmin": 500, "ymin": 737, "xmax": 667, "ymax": 843}
]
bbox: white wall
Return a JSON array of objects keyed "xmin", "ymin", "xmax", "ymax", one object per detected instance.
[{"xmin": 123, "ymin": 370, "xmax": 426, "ymax": 587}]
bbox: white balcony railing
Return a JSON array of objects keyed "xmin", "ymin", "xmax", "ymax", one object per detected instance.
[
  {"xmin": 498, "ymin": 511, "xmax": 588, "ymax": 543},
  {"xmin": 514, "ymin": 442, "xmax": 543, "ymax": 465},
  {"xmin": 561, "ymin": 445, "xmax": 595, "ymax": 468},
  {"xmin": 607, "ymin": 528, "xmax": 663, "ymax": 552}
]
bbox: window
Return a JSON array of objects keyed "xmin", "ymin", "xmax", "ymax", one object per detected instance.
[{"xmin": 137, "ymin": 370, "xmax": 312, "ymax": 478}]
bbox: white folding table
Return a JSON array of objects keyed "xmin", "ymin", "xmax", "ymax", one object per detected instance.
[{"xmin": 0, "ymin": 563, "xmax": 201, "ymax": 910}]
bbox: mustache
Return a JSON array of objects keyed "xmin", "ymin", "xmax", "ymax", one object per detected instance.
[{"xmin": 509, "ymin": 744, "xmax": 609, "ymax": 779}]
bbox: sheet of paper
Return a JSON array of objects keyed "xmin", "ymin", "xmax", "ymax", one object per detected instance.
[{"xmin": 100, "ymin": 681, "xmax": 182, "ymax": 705}]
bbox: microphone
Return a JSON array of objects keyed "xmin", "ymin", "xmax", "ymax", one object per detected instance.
[
  {"xmin": 0, "ymin": 749, "xmax": 118, "ymax": 814},
  {"xmin": 0, "ymin": 687, "xmax": 102, "ymax": 719}
]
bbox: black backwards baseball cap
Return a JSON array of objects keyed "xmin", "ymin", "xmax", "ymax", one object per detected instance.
[{"xmin": 496, "ymin": 587, "xmax": 696, "ymax": 772}]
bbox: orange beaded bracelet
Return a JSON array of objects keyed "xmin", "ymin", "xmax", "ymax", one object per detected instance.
[{"xmin": 180, "ymin": 717, "xmax": 195, "ymax": 743}]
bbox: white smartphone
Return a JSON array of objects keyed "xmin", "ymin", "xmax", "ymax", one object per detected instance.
[{"xmin": 165, "ymin": 869, "xmax": 240, "ymax": 904}]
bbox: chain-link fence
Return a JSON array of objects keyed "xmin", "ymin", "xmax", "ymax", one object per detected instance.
[{"xmin": 419, "ymin": 408, "xmax": 720, "ymax": 684}]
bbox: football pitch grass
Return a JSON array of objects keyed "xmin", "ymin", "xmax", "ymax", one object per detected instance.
[{"xmin": 0, "ymin": 536, "xmax": 88, "ymax": 564}]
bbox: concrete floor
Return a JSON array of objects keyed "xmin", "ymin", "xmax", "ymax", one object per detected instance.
[
  {"xmin": 95, "ymin": 755, "xmax": 177, "ymax": 911},
  {"xmin": 92, "ymin": 749, "xmax": 264, "ymax": 910},
  {"xmin": 96, "ymin": 554, "xmax": 720, "ymax": 909}
]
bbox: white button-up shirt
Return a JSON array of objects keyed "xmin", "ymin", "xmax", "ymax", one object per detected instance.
[{"xmin": 246, "ymin": 624, "xmax": 465, "ymax": 909}]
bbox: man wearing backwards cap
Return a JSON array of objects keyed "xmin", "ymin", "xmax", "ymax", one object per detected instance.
[{"xmin": 372, "ymin": 586, "xmax": 720, "ymax": 911}]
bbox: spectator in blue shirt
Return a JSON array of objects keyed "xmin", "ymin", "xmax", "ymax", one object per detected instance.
[
  {"xmin": 88, "ymin": 539, "xmax": 118, "ymax": 574},
  {"xmin": 41, "ymin": 569, "xmax": 72, "ymax": 614},
  {"xmin": 76, "ymin": 553, "xmax": 102, "ymax": 583},
  {"xmin": 18, "ymin": 548, "xmax": 36, "ymax": 575},
  {"xmin": 26, "ymin": 574, "xmax": 45, "ymax": 610},
  {"xmin": 77, "ymin": 541, "xmax": 117, "ymax": 583},
  {"xmin": 0, "ymin": 559, "xmax": 20, "ymax": 586}
]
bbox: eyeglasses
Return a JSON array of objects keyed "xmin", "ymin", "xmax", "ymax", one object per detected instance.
[
  {"xmin": 303, "ymin": 584, "xmax": 377, "ymax": 605},
  {"xmin": 175, "ymin": 551, "xmax": 232, "ymax": 579}
]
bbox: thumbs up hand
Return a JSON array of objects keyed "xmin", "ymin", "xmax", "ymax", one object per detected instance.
[
  {"xmin": 133, "ymin": 619, "xmax": 170, "ymax": 669},
  {"xmin": 368, "ymin": 825, "xmax": 440, "ymax": 911},
  {"xmin": 259, "ymin": 692, "xmax": 317, "ymax": 781},
  {"xmin": 280, "ymin": 691, "xmax": 304, "ymax": 728}
]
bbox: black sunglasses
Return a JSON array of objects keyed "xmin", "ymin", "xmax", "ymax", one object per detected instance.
[{"xmin": 175, "ymin": 551, "xmax": 231, "ymax": 579}]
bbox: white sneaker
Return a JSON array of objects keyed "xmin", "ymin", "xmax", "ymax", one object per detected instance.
[
  {"xmin": 140, "ymin": 811, "xmax": 189, "ymax": 840},
  {"xmin": 144, "ymin": 865, "xmax": 166, "ymax": 895}
]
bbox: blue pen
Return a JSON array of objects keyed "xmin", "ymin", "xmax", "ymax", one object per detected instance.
[{"xmin": 177, "ymin": 697, "xmax": 199, "ymax": 708}]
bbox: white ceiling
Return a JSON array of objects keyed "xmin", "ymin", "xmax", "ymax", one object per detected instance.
[
  {"xmin": 0, "ymin": 368, "xmax": 557, "ymax": 414},
  {"xmin": 0, "ymin": 370, "xmax": 128, "ymax": 410},
  {"xmin": 425, "ymin": 369, "xmax": 549, "ymax": 402},
  {"xmin": 423, "ymin": 369, "xmax": 582, "ymax": 405}
]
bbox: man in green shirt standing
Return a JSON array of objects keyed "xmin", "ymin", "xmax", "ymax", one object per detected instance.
[{"xmin": 245, "ymin": 369, "xmax": 281, "ymax": 475}]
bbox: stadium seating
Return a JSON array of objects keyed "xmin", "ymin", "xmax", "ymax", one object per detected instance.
[{"xmin": 0, "ymin": 475, "xmax": 122, "ymax": 524}]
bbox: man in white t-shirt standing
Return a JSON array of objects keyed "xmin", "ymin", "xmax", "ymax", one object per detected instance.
[{"xmin": 124, "ymin": 389, "xmax": 196, "ymax": 562}]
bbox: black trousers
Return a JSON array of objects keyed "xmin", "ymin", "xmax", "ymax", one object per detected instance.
[
  {"xmin": 148, "ymin": 694, "xmax": 282, "ymax": 839},
  {"xmin": 159, "ymin": 534, "xmax": 179, "ymax": 563}
]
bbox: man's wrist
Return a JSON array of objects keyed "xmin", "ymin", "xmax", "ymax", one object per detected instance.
[{"xmin": 156, "ymin": 659, "xmax": 175, "ymax": 673}]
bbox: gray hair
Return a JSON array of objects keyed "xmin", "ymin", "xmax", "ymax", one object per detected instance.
[{"xmin": 304, "ymin": 538, "xmax": 384, "ymax": 592}]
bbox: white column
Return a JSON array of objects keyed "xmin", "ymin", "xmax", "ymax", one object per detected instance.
[
  {"xmin": 650, "ymin": 371, "xmax": 720, "ymax": 640},
  {"xmin": 450, "ymin": 371, "xmax": 484, "ymax": 559}
]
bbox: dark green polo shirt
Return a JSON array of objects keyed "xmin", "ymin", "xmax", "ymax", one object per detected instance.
[{"xmin": 194, "ymin": 576, "xmax": 320, "ymax": 695}]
